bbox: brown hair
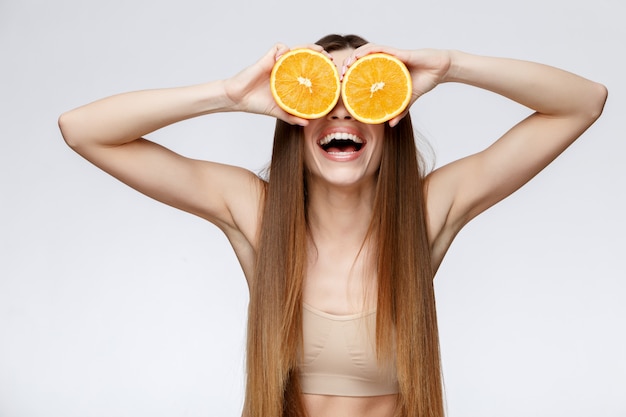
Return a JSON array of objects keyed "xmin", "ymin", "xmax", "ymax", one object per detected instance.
[{"xmin": 244, "ymin": 34, "xmax": 444, "ymax": 417}]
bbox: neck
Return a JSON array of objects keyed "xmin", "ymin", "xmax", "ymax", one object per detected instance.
[{"xmin": 306, "ymin": 177, "xmax": 377, "ymax": 245}]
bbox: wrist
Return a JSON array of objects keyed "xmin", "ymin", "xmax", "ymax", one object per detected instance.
[
  {"xmin": 193, "ymin": 80, "xmax": 237, "ymax": 115},
  {"xmin": 441, "ymin": 50, "xmax": 468, "ymax": 84}
]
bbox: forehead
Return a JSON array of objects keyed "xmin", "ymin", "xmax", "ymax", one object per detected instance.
[{"xmin": 328, "ymin": 48, "xmax": 354, "ymax": 69}]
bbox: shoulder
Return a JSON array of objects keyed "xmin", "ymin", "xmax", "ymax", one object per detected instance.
[{"xmin": 197, "ymin": 161, "xmax": 266, "ymax": 243}]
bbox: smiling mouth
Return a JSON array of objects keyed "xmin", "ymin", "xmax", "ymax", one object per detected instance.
[{"xmin": 318, "ymin": 132, "xmax": 364, "ymax": 153}]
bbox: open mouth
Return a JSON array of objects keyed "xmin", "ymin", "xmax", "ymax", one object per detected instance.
[{"xmin": 318, "ymin": 132, "xmax": 364, "ymax": 154}]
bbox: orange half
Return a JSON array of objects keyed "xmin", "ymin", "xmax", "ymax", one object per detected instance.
[
  {"xmin": 341, "ymin": 53, "xmax": 412, "ymax": 124},
  {"xmin": 270, "ymin": 49, "xmax": 341, "ymax": 119}
]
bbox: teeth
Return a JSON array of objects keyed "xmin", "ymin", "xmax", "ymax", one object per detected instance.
[{"xmin": 318, "ymin": 132, "xmax": 363, "ymax": 146}]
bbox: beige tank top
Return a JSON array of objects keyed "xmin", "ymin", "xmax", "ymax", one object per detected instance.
[{"xmin": 298, "ymin": 303, "xmax": 399, "ymax": 397}]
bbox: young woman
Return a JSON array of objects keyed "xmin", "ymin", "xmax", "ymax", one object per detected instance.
[{"xmin": 58, "ymin": 34, "xmax": 607, "ymax": 417}]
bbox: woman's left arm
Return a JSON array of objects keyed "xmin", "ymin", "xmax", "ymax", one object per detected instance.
[
  {"xmin": 409, "ymin": 50, "xmax": 606, "ymax": 260},
  {"xmin": 433, "ymin": 50, "xmax": 607, "ymax": 225},
  {"xmin": 348, "ymin": 46, "xmax": 607, "ymax": 262}
]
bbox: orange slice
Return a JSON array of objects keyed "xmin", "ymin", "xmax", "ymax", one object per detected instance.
[
  {"xmin": 341, "ymin": 53, "xmax": 412, "ymax": 124},
  {"xmin": 270, "ymin": 49, "xmax": 341, "ymax": 119}
]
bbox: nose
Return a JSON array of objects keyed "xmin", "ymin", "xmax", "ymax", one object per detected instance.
[{"xmin": 327, "ymin": 96, "xmax": 353, "ymax": 121}]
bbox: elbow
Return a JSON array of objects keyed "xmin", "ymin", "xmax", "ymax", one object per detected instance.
[
  {"xmin": 58, "ymin": 110, "xmax": 82, "ymax": 150},
  {"xmin": 587, "ymin": 81, "xmax": 608, "ymax": 122}
]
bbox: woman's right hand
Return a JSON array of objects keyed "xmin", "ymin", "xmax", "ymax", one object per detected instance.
[{"xmin": 223, "ymin": 43, "xmax": 321, "ymax": 126}]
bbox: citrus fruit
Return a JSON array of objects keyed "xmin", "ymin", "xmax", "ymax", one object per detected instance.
[
  {"xmin": 270, "ymin": 48, "xmax": 341, "ymax": 119},
  {"xmin": 341, "ymin": 53, "xmax": 412, "ymax": 124}
]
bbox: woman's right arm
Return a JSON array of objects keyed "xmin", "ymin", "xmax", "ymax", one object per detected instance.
[{"xmin": 58, "ymin": 44, "xmax": 308, "ymax": 236}]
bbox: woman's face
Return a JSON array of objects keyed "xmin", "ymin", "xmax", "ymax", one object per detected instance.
[{"xmin": 303, "ymin": 48, "xmax": 385, "ymax": 189}]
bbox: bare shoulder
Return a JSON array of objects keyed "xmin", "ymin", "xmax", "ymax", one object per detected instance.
[{"xmin": 193, "ymin": 159, "xmax": 266, "ymax": 244}]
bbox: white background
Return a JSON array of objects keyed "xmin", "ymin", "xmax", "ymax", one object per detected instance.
[{"xmin": 1, "ymin": 0, "xmax": 624, "ymax": 416}]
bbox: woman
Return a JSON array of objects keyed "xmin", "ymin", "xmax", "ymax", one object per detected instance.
[{"xmin": 58, "ymin": 34, "xmax": 607, "ymax": 417}]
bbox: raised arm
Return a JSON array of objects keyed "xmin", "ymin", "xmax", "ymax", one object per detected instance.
[
  {"xmin": 427, "ymin": 51, "xmax": 606, "ymax": 261},
  {"xmin": 58, "ymin": 44, "xmax": 310, "ymax": 245},
  {"xmin": 58, "ymin": 44, "xmax": 321, "ymax": 280},
  {"xmin": 348, "ymin": 46, "xmax": 607, "ymax": 266}
]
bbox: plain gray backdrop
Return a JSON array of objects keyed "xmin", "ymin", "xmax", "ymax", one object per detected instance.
[{"xmin": 1, "ymin": 0, "xmax": 624, "ymax": 416}]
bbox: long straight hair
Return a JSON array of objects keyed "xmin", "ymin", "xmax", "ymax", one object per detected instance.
[{"xmin": 244, "ymin": 34, "xmax": 444, "ymax": 417}]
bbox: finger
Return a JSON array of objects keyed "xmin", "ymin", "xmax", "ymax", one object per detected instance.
[
  {"xmin": 341, "ymin": 44, "xmax": 408, "ymax": 81},
  {"xmin": 273, "ymin": 108, "xmax": 309, "ymax": 126},
  {"xmin": 352, "ymin": 43, "xmax": 397, "ymax": 59},
  {"xmin": 289, "ymin": 43, "xmax": 331, "ymax": 58},
  {"xmin": 350, "ymin": 44, "xmax": 411, "ymax": 67},
  {"xmin": 389, "ymin": 108, "xmax": 410, "ymax": 128},
  {"xmin": 292, "ymin": 43, "xmax": 325, "ymax": 52},
  {"xmin": 272, "ymin": 43, "xmax": 291, "ymax": 61},
  {"xmin": 284, "ymin": 115, "xmax": 309, "ymax": 127},
  {"xmin": 274, "ymin": 44, "xmax": 333, "ymax": 63}
]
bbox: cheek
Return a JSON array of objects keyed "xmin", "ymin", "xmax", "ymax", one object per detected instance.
[
  {"xmin": 302, "ymin": 140, "xmax": 319, "ymax": 173},
  {"xmin": 302, "ymin": 126, "xmax": 319, "ymax": 155},
  {"xmin": 370, "ymin": 128, "xmax": 385, "ymax": 163},
  {"xmin": 371, "ymin": 145, "xmax": 384, "ymax": 170}
]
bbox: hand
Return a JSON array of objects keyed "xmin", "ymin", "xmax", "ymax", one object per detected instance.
[
  {"xmin": 223, "ymin": 43, "xmax": 328, "ymax": 126},
  {"xmin": 344, "ymin": 45, "xmax": 452, "ymax": 126}
]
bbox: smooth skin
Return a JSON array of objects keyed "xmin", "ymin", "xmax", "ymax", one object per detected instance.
[{"xmin": 58, "ymin": 42, "xmax": 607, "ymax": 417}]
